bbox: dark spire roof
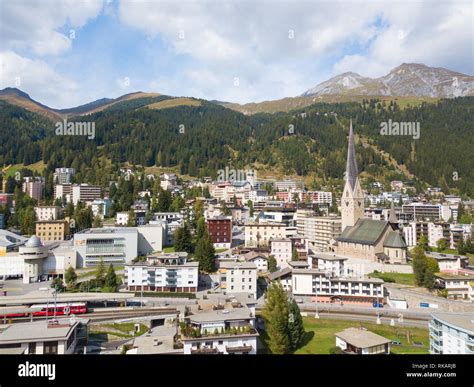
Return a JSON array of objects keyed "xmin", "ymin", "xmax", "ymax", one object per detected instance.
[
  {"xmin": 345, "ymin": 119, "xmax": 358, "ymax": 191},
  {"xmin": 389, "ymin": 201, "xmax": 398, "ymax": 224}
]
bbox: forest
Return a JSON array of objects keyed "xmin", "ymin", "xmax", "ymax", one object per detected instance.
[{"xmin": 0, "ymin": 95, "xmax": 473, "ymax": 197}]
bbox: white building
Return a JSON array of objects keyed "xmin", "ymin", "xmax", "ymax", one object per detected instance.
[
  {"xmin": 429, "ymin": 313, "xmax": 474, "ymax": 354},
  {"xmin": 242, "ymin": 252, "xmax": 268, "ymax": 272},
  {"xmin": 182, "ymin": 308, "xmax": 258, "ymax": 354},
  {"xmin": 425, "ymin": 252, "xmax": 468, "ymax": 272},
  {"xmin": 34, "ymin": 206, "xmax": 63, "ymax": 221},
  {"xmin": 335, "ymin": 327, "xmax": 391, "ymax": 355},
  {"xmin": 0, "ymin": 319, "xmax": 88, "ymax": 355},
  {"xmin": 53, "ymin": 168, "xmax": 75, "ymax": 185},
  {"xmin": 244, "ymin": 222, "xmax": 289, "ymax": 247},
  {"xmin": 125, "ymin": 253, "xmax": 198, "ymax": 293},
  {"xmin": 219, "ymin": 261, "xmax": 257, "ymax": 298},
  {"xmin": 270, "ymin": 238, "xmax": 292, "ymax": 269},
  {"xmin": 71, "ymin": 184, "xmax": 102, "ymax": 205}
]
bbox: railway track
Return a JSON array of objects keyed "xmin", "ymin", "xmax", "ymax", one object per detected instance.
[{"xmin": 1, "ymin": 307, "xmax": 178, "ymax": 325}]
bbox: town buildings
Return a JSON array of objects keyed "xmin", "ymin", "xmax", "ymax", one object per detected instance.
[
  {"xmin": 335, "ymin": 327, "xmax": 391, "ymax": 354},
  {"xmin": 22, "ymin": 177, "xmax": 44, "ymax": 202},
  {"xmin": 34, "ymin": 206, "xmax": 63, "ymax": 221},
  {"xmin": 35, "ymin": 220, "xmax": 70, "ymax": 242},
  {"xmin": 218, "ymin": 261, "xmax": 257, "ymax": 298},
  {"xmin": 125, "ymin": 252, "xmax": 199, "ymax": 293},
  {"xmin": 181, "ymin": 307, "xmax": 258, "ymax": 354},
  {"xmin": 207, "ymin": 216, "xmax": 232, "ymax": 249},
  {"xmin": 429, "ymin": 313, "xmax": 474, "ymax": 354}
]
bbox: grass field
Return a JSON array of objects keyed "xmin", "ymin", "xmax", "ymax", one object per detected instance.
[
  {"xmin": 368, "ymin": 271, "xmax": 415, "ymax": 286},
  {"xmin": 294, "ymin": 317, "xmax": 429, "ymax": 355}
]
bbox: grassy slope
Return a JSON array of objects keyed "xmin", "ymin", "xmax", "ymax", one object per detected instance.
[
  {"xmin": 368, "ymin": 271, "xmax": 416, "ymax": 286},
  {"xmin": 295, "ymin": 317, "xmax": 429, "ymax": 354}
]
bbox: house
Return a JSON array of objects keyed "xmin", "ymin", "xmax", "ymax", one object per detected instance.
[
  {"xmin": 425, "ymin": 252, "xmax": 469, "ymax": 272},
  {"xmin": 218, "ymin": 261, "xmax": 257, "ymax": 298},
  {"xmin": 244, "ymin": 222, "xmax": 289, "ymax": 247},
  {"xmin": 434, "ymin": 272, "xmax": 474, "ymax": 301},
  {"xmin": 34, "ymin": 206, "xmax": 63, "ymax": 221},
  {"xmin": 242, "ymin": 251, "xmax": 268, "ymax": 272},
  {"xmin": 207, "ymin": 216, "xmax": 232, "ymax": 249},
  {"xmin": 270, "ymin": 238, "xmax": 292, "ymax": 268},
  {"xmin": 267, "ymin": 267, "xmax": 292, "ymax": 291},
  {"xmin": 181, "ymin": 307, "xmax": 258, "ymax": 354},
  {"xmin": 125, "ymin": 252, "xmax": 198, "ymax": 293},
  {"xmin": 35, "ymin": 220, "xmax": 70, "ymax": 242},
  {"xmin": 0, "ymin": 319, "xmax": 89, "ymax": 354},
  {"xmin": 335, "ymin": 327, "xmax": 391, "ymax": 354},
  {"xmin": 430, "ymin": 313, "xmax": 474, "ymax": 354}
]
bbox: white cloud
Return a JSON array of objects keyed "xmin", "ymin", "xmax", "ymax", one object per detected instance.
[
  {"xmin": 0, "ymin": 0, "xmax": 104, "ymax": 55},
  {"xmin": 0, "ymin": 51, "xmax": 79, "ymax": 107}
]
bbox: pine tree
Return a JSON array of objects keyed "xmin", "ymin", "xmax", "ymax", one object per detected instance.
[
  {"xmin": 95, "ymin": 257, "xmax": 105, "ymax": 284},
  {"xmin": 174, "ymin": 222, "xmax": 193, "ymax": 253},
  {"xmin": 292, "ymin": 248, "xmax": 299, "ymax": 261},
  {"xmin": 288, "ymin": 298, "xmax": 305, "ymax": 351},
  {"xmin": 105, "ymin": 264, "xmax": 118, "ymax": 290},
  {"xmin": 64, "ymin": 266, "xmax": 77, "ymax": 289},
  {"xmin": 262, "ymin": 281, "xmax": 290, "ymax": 354},
  {"xmin": 268, "ymin": 255, "xmax": 277, "ymax": 273}
]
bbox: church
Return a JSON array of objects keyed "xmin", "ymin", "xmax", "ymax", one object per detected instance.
[{"xmin": 334, "ymin": 120, "xmax": 407, "ymax": 264}]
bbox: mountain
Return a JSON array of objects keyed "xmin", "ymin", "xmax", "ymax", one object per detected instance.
[
  {"xmin": 0, "ymin": 87, "xmax": 63, "ymax": 121},
  {"xmin": 0, "ymin": 88, "xmax": 164, "ymax": 120},
  {"xmin": 302, "ymin": 63, "xmax": 474, "ymax": 98}
]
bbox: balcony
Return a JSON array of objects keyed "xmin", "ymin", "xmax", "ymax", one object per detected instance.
[
  {"xmin": 226, "ymin": 345, "xmax": 253, "ymax": 354},
  {"xmin": 190, "ymin": 347, "xmax": 220, "ymax": 354}
]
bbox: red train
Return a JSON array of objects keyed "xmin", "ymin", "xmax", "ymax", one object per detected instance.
[{"xmin": 0, "ymin": 302, "xmax": 88, "ymax": 319}]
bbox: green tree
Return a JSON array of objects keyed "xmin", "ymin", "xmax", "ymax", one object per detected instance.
[
  {"xmin": 51, "ymin": 277, "xmax": 64, "ymax": 291},
  {"xmin": 64, "ymin": 266, "xmax": 77, "ymax": 289},
  {"xmin": 412, "ymin": 246, "xmax": 427, "ymax": 287},
  {"xmin": 174, "ymin": 222, "xmax": 194, "ymax": 253},
  {"xmin": 247, "ymin": 200, "xmax": 254, "ymax": 217},
  {"xmin": 95, "ymin": 257, "xmax": 105, "ymax": 284},
  {"xmin": 194, "ymin": 232, "xmax": 216, "ymax": 272},
  {"xmin": 268, "ymin": 255, "xmax": 277, "ymax": 273},
  {"xmin": 418, "ymin": 235, "xmax": 429, "ymax": 251},
  {"xmin": 104, "ymin": 264, "xmax": 118, "ymax": 290},
  {"xmin": 288, "ymin": 298, "xmax": 305, "ymax": 351},
  {"xmin": 436, "ymin": 238, "xmax": 448, "ymax": 252},
  {"xmin": 262, "ymin": 281, "xmax": 290, "ymax": 354},
  {"xmin": 424, "ymin": 257, "xmax": 440, "ymax": 289},
  {"xmin": 292, "ymin": 248, "xmax": 299, "ymax": 261},
  {"xmin": 92, "ymin": 214, "xmax": 103, "ymax": 228},
  {"xmin": 127, "ymin": 209, "xmax": 136, "ymax": 227}
]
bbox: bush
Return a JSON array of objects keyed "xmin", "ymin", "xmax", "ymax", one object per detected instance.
[{"xmin": 329, "ymin": 346, "xmax": 345, "ymax": 354}]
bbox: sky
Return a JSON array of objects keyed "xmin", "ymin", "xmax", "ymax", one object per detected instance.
[{"xmin": 0, "ymin": 0, "xmax": 472, "ymax": 109}]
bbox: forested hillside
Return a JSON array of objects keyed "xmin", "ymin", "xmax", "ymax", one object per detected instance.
[{"xmin": 0, "ymin": 96, "xmax": 472, "ymax": 197}]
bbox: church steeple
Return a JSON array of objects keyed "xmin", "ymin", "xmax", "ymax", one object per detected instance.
[
  {"xmin": 345, "ymin": 119, "xmax": 358, "ymax": 192},
  {"xmin": 341, "ymin": 119, "xmax": 365, "ymax": 231}
]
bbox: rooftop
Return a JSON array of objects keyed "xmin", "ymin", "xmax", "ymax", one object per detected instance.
[
  {"xmin": 310, "ymin": 253, "xmax": 348, "ymax": 261},
  {"xmin": 337, "ymin": 219, "xmax": 389, "ymax": 245},
  {"xmin": 426, "ymin": 252, "xmax": 468, "ymax": 261},
  {"xmin": 335, "ymin": 327, "xmax": 391, "ymax": 348},
  {"xmin": 220, "ymin": 261, "xmax": 257, "ymax": 270},
  {"xmin": 432, "ymin": 313, "xmax": 474, "ymax": 333},
  {"xmin": 188, "ymin": 307, "xmax": 254, "ymax": 324},
  {"xmin": 0, "ymin": 319, "xmax": 88, "ymax": 344}
]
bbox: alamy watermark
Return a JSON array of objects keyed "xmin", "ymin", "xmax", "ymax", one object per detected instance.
[
  {"xmin": 217, "ymin": 166, "xmax": 256, "ymax": 183},
  {"xmin": 380, "ymin": 119, "xmax": 420, "ymax": 140},
  {"xmin": 18, "ymin": 361, "xmax": 56, "ymax": 381},
  {"xmin": 55, "ymin": 119, "xmax": 95, "ymax": 139}
]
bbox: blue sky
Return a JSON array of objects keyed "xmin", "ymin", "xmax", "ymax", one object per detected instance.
[{"xmin": 0, "ymin": 0, "xmax": 472, "ymax": 108}]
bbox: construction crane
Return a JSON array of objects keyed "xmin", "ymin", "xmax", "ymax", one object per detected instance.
[{"xmin": 1, "ymin": 165, "xmax": 12, "ymax": 193}]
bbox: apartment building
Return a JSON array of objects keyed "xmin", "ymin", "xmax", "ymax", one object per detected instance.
[
  {"xmin": 429, "ymin": 313, "xmax": 474, "ymax": 354},
  {"xmin": 22, "ymin": 177, "xmax": 44, "ymax": 202},
  {"xmin": 425, "ymin": 252, "xmax": 468, "ymax": 272},
  {"xmin": 91, "ymin": 198, "xmax": 112, "ymax": 218},
  {"xmin": 298, "ymin": 215, "xmax": 342, "ymax": 252},
  {"xmin": 218, "ymin": 261, "xmax": 257, "ymax": 298},
  {"xmin": 270, "ymin": 238, "xmax": 292, "ymax": 268},
  {"xmin": 35, "ymin": 220, "xmax": 70, "ymax": 242},
  {"xmin": 34, "ymin": 206, "xmax": 63, "ymax": 221},
  {"xmin": 181, "ymin": 307, "xmax": 258, "ymax": 354},
  {"xmin": 72, "ymin": 184, "xmax": 102, "ymax": 205},
  {"xmin": 291, "ymin": 269, "xmax": 384, "ymax": 304},
  {"xmin": 434, "ymin": 272, "xmax": 474, "ymax": 301},
  {"xmin": 53, "ymin": 168, "xmax": 75, "ymax": 184},
  {"xmin": 54, "ymin": 183, "xmax": 72, "ymax": 203},
  {"xmin": 207, "ymin": 216, "xmax": 232, "ymax": 249},
  {"xmin": 244, "ymin": 222, "xmax": 288, "ymax": 247},
  {"xmin": 402, "ymin": 203, "xmax": 442, "ymax": 221},
  {"xmin": 125, "ymin": 253, "xmax": 198, "ymax": 293}
]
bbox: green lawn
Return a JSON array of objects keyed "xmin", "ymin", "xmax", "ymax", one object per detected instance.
[
  {"xmin": 368, "ymin": 271, "xmax": 415, "ymax": 286},
  {"xmin": 163, "ymin": 246, "xmax": 176, "ymax": 253},
  {"xmin": 294, "ymin": 317, "xmax": 429, "ymax": 354}
]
